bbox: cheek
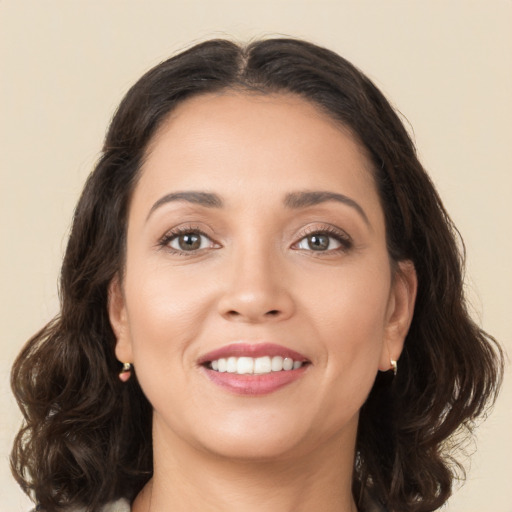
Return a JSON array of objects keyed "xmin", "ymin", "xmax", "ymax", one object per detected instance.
[
  {"xmin": 123, "ymin": 261, "xmax": 218, "ymax": 367},
  {"xmin": 303, "ymin": 259, "xmax": 391, "ymax": 379},
  {"xmin": 307, "ymin": 256, "xmax": 390, "ymax": 331},
  {"xmin": 122, "ymin": 265, "xmax": 218, "ymax": 422}
]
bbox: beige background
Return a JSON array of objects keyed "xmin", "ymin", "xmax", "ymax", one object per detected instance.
[{"xmin": 1, "ymin": 1, "xmax": 511, "ymax": 510}]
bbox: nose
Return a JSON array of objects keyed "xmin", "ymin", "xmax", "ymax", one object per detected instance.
[{"xmin": 217, "ymin": 245, "xmax": 295, "ymax": 323}]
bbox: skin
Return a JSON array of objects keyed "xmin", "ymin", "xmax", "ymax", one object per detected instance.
[{"xmin": 109, "ymin": 92, "xmax": 417, "ymax": 512}]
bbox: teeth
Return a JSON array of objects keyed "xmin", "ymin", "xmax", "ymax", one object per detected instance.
[
  {"xmin": 271, "ymin": 356, "xmax": 283, "ymax": 371},
  {"xmin": 237, "ymin": 357, "xmax": 254, "ymax": 374},
  {"xmin": 226, "ymin": 357, "xmax": 237, "ymax": 373},
  {"xmin": 217, "ymin": 358, "xmax": 227, "ymax": 372},
  {"xmin": 209, "ymin": 355, "xmax": 304, "ymax": 375},
  {"xmin": 254, "ymin": 356, "xmax": 271, "ymax": 374},
  {"xmin": 283, "ymin": 357, "xmax": 293, "ymax": 371}
]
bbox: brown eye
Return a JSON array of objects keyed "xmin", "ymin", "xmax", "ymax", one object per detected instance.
[
  {"xmin": 178, "ymin": 233, "xmax": 201, "ymax": 251},
  {"xmin": 167, "ymin": 232, "xmax": 212, "ymax": 252},
  {"xmin": 307, "ymin": 234, "xmax": 329, "ymax": 251},
  {"xmin": 296, "ymin": 233, "xmax": 343, "ymax": 251}
]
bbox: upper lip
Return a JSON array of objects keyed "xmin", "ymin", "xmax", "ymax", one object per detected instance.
[{"xmin": 197, "ymin": 343, "xmax": 309, "ymax": 365}]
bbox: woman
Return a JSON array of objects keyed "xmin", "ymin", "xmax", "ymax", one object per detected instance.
[{"xmin": 11, "ymin": 38, "xmax": 503, "ymax": 512}]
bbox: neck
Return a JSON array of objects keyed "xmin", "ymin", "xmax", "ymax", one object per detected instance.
[{"xmin": 133, "ymin": 416, "xmax": 359, "ymax": 512}]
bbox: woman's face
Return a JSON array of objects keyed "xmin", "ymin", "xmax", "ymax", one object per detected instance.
[{"xmin": 109, "ymin": 92, "xmax": 416, "ymax": 462}]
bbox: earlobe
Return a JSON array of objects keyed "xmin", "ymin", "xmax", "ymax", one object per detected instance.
[
  {"xmin": 379, "ymin": 260, "xmax": 417, "ymax": 372},
  {"xmin": 108, "ymin": 275, "xmax": 133, "ymax": 363}
]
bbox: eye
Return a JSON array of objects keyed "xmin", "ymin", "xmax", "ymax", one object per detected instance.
[
  {"xmin": 293, "ymin": 227, "xmax": 352, "ymax": 253},
  {"xmin": 160, "ymin": 228, "xmax": 217, "ymax": 253},
  {"xmin": 296, "ymin": 233, "xmax": 341, "ymax": 251},
  {"xmin": 170, "ymin": 232, "xmax": 209, "ymax": 251}
]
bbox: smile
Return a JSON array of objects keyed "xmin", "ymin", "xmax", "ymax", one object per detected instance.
[
  {"xmin": 198, "ymin": 343, "xmax": 310, "ymax": 395},
  {"xmin": 209, "ymin": 356, "xmax": 304, "ymax": 374}
]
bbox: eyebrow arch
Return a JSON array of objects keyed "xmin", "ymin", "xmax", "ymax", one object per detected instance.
[
  {"xmin": 147, "ymin": 191, "xmax": 223, "ymax": 221},
  {"xmin": 284, "ymin": 191, "xmax": 370, "ymax": 225}
]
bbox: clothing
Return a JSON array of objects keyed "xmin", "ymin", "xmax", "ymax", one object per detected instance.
[
  {"xmin": 34, "ymin": 490, "xmax": 387, "ymax": 511},
  {"xmin": 32, "ymin": 499, "xmax": 131, "ymax": 512},
  {"xmin": 98, "ymin": 499, "xmax": 131, "ymax": 512},
  {"xmin": 76, "ymin": 495, "xmax": 387, "ymax": 511}
]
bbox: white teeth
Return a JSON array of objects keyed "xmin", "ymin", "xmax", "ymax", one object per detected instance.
[
  {"xmin": 217, "ymin": 358, "xmax": 227, "ymax": 372},
  {"xmin": 237, "ymin": 357, "xmax": 254, "ymax": 374},
  {"xmin": 283, "ymin": 357, "xmax": 293, "ymax": 371},
  {"xmin": 254, "ymin": 356, "xmax": 271, "ymax": 374},
  {"xmin": 226, "ymin": 357, "xmax": 237, "ymax": 373},
  {"xmin": 271, "ymin": 356, "xmax": 283, "ymax": 371},
  {"xmin": 209, "ymin": 356, "xmax": 304, "ymax": 375}
]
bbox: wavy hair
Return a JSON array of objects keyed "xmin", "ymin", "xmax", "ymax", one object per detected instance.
[{"xmin": 11, "ymin": 38, "xmax": 503, "ymax": 512}]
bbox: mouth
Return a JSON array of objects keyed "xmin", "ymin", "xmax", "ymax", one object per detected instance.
[
  {"xmin": 206, "ymin": 355, "xmax": 306, "ymax": 374},
  {"xmin": 198, "ymin": 343, "xmax": 311, "ymax": 395}
]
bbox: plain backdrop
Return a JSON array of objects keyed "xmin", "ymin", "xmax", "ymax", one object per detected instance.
[{"xmin": 1, "ymin": 1, "xmax": 511, "ymax": 511}]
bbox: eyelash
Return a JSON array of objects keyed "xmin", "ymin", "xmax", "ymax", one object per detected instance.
[
  {"xmin": 292, "ymin": 225, "xmax": 353, "ymax": 254},
  {"xmin": 158, "ymin": 225, "xmax": 217, "ymax": 255},
  {"xmin": 158, "ymin": 224, "xmax": 353, "ymax": 255}
]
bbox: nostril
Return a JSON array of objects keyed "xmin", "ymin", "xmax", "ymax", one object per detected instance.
[{"xmin": 266, "ymin": 310, "xmax": 280, "ymax": 316}]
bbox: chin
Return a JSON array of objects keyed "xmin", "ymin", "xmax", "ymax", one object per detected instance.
[
  {"xmin": 208, "ymin": 432, "xmax": 304, "ymax": 461},
  {"xmin": 186, "ymin": 410, "xmax": 356, "ymax": 463}
]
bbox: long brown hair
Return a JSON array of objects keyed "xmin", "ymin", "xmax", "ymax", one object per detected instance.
[{"xmin": 11, "ymin": 38, "xmax": 503, "ymax": 512}]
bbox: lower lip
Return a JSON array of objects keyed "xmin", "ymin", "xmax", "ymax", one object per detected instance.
[{"xmin": 201, "ymin": 366, "xmax": 308, "ymax": 396}]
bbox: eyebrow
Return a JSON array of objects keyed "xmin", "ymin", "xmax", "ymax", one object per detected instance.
[
  {"xmin": 147, "ymin": 191, "xmax": 223, "ymax": 220},
  {"xmin": 284, "ymin": 191, "xmax": 370, "ymax": 225},
  {"xmin": 146, "ymin": 189, "xmax": 369, "ymax": 226}
]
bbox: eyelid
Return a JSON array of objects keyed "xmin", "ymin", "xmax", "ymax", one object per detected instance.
[
  {"xmin": 156, "ymin": 222, "xmax": 352, "ymax": 255},
  {"xmin": 292, "ymin": 223, "xmax": 353, "ymax": 251},
  {"xmin": 157, "ymin": 224, "xmax": 220, "ymax": 254}
]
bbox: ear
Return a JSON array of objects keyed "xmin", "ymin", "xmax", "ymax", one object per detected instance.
[
  {"xmin": 379, "ymin": 260, "xmax": 417, "ymax": 372},
  {"xmin": 108, "ymin": 275, "xmax": 133, "ymax": 364}
]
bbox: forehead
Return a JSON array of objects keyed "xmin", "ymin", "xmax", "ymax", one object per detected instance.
[
  {"xmin": 135, "ymin": 91, "xmax": 380, "ymax": 218},
  {"xmin": 147, "ymin": 91, "xmax": 368, "ymax": 160}
]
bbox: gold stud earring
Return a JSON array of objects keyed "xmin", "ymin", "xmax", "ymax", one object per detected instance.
[
  {"xmin": 390, "ymin": 359, "xmax": 397, "ymax": 376},
  {"xmin": 119, "ymin": 362, "xmax": 132, "ymax": 382}
]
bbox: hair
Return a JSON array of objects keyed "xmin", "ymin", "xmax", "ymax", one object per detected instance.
[{"xmin": 11, "ymin": 38, "xmax": 503, "ymax": 512}]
